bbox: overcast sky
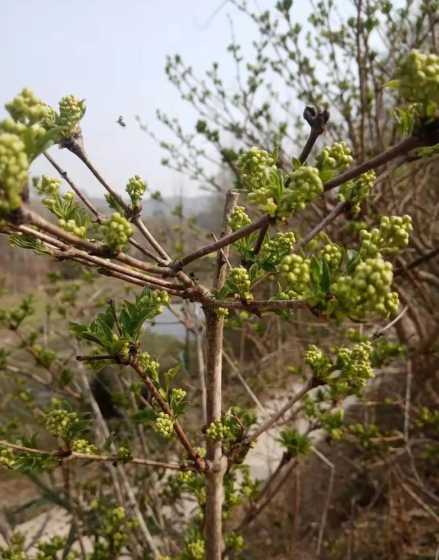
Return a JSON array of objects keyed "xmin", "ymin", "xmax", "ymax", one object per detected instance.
[{"xmin": 2, "ymin": 0, "xmax": 293, "ymax": 198}]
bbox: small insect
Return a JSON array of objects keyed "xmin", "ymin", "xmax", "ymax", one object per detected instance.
[{"xmin": 117, "ymin": 116, "xmax": 126, "ymax": 128}]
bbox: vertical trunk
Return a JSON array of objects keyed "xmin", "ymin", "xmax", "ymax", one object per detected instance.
[
  {"xmin": 204, "ymin": 191, "xmax": 238, "ymax": 559},
  {"xmin": 204, "ymin": 308, "xmax": 226, "ymax": 560}
]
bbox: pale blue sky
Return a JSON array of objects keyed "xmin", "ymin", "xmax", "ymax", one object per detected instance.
[{"xmin": 2, "ymin": 0, "xmax": 285, "ymax": 197}]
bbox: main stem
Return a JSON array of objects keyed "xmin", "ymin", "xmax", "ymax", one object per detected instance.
[
  {"xmin": 204, "ymin": 308, "xmax": 226, "ymax": 560},
  {"xmin": 204, "ymin": 191, "xmax": 238, "ymax": 559}
]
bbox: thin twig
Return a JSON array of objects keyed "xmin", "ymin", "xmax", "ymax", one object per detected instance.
[
  {"xmin": 298, "ymin": 106, "xmax": 330, "ymax": 163},
  {"xmin": 247, "ymin": 378, "xmax": 315, "ymax": 443},
  {"xmin": 312, "ymin": 446, "xmax": 335, "ymax": 557}
]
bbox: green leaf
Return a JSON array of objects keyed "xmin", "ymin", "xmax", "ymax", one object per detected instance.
[
  {"xmin": 346, "ymin": 249, "xmax": 360, "ymax": 274},
  {"xmin": 9, "ymin": 233, "xmax": 50, "ymax": 255},
  {"xmin": 320, "ymin": 258, "xmax": 331, "ymax": 293},
  {"xmin": 119, "ymin": 289, "xmax": 165, "ymax": 340},
  {"xmin": 105, "ymin": 193, "xmax": 125, "ymax": 213},
  {"xmin": 132, "ymin": 408, "xmax": 156, "ymax": 424},
  {"xmin": 70, "ymin": 306, "xmax": 115, "ymax": 348},
  {"xmin": 310, "ymin": 256, "xmax": 322, "ymax": 290},
  {"xmin": 384, "ymin": 79, "xmax": 400, "ymax": 90},
  {"xmin": 163, "ymin": 366, "xmax": 179, "ymax": 394}
]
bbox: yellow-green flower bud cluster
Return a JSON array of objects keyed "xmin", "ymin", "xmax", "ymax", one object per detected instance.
[
  {"xmin": 417, "ymin": 406, "xmax": 439, "ymax": 428},
  {"xmin": 116, "ymin": 445, "xmax": 132, "ymax": 461},
  {"xmin": 320, "ymin": 409, "xmax": 345, "ymax": 440},
  {"xmin": 216, "ymin": 307, "xmax": 229, "ymax": 318},
  {"xmin": 248, "ymin": 188, "xmax": 278, "ymax": 216},
  {"xmin": 57, "ymin": 95, "xmax": 86, "ymax": 138},
  {"xmin": 154, "ymin": 412, "xmax": 174, "ymax": 438},
  {"xmin": 126, "ymin": 175, "xmax": 147, "ymax": 207},
  {"xmin": 35, "ymin": 175, "xmax": 60, "ymax": 198},
  {"xmin": 58, "ymin": 217, "xmax": 87, "ymax": 238},
  {"xmin": 0, "ymin": 133, "xmax": 29, "ymax": 213},
  {"xmin": 39, "ymin": 537, "xmax": 74, "ymax": 560},
  {"xmin": 101, "ymin": 212, "xmax": 134, "ymax": 250},
  {"xmin": 155, "ymin": 290, "xmax": 170, "ymax": 305},
  {"xmin": 72, "ymin": 438, "xmax": 97, "ymax": 455},
  {"xmin": 395, "ymin": 50, "xmax": 439, "ymax": 118},
  {"xmin": 259, "ymin": 231, "xmax": 296, "ymax": 269},
  {"xmin": 171, "ymin": 387, "xmax": 187, "ymax": 402},
  {"xmin": 0, "ymin": 533, "xmax": 31, "ymax": 560},
  {"xmin": 283, "ymin": 166, "xmax": 323, "ymax": 213},
  {"xmin": 321, "ymin": 242, "xmax": 343, "ymax": 268},
  {"xmin": 44, "ymin": 401, "xmax": 81, "ymax": 440},
  {"xmin": 35, "ymin": 176, "xmax": 88, "ymax": 238},
  {"xmin": 138, "ymin": 351, "xmax": 160, "ymax": 384},
  {"xmin": 316, "ymin": 142, "xmax": 353, "ymax": 181},
  {"xmin": 186, "ymin": 539, "xmax": 206, "ymax": 560},
  {"xmin": 228, "ymin": 205, "xmax": 251, "ymax": 231},
  {"xmin": 359, "ymin": 215, "xmax": 412, "ymax": 257},
  {"xmin": 333, "ymin": 257, "xmax": 399, "ymax": 317},
  {"xmin": 178, "ymin": 470, "xmax": 196, "ymax": 485},
  {"xmin": 225, "ymin": 533, "xmax": 245, "ymax": 552},
  {"xmin": 206, "ymin": 419, "xmax": 230, "ymax": 441},
  {"xmin": 339, "ymin": 170, "xmax": 376, "ymax": 213},
  {"xmin": 174, "ymin": 470, "xmax": 206, "ymax": 505},
  {"xmin": 279, "ymin": 254, "xmax": 311, "ymax": 298},
  {"xmin": 305, "ymin": 345, "xmax": 331, "ymax": 375},
  {"xmin": 87, "ymin": 503, "xmax": 135, "ymax": 555},
  {"xmin": 5, "ymin": 88, "xmax": 53, "ymax": 126},
  {"xmin": 334, "ymin": 341, "xmax": 374, "ymax": 396},
  {"xmin": 227, "ymin": 266, "xmax": 253, "ymax": 301},
  {"xmin": 238, "ymin": 147, "xmax": 279, "ymax": 216},
  {"xmin": 31, "ymin": 344, "xmax": 56, "ymax": 368},
  {"xmin": 0, "ymin": 447, "xmax": 15, "ymax": 469},
  {"xmin": 237, "ymin": 147, "xmax": 277, "ymax": 193},
  {"xmin": 206, "ymin": 407, "xmax": 251, "ymax": 443},
  {"xmin": 185, "ymin": 539, "xmax": 205, "ymax": 560},
  {"xmin": 346, "ymin": 422, "xmax": 381, "ymax": 449}
]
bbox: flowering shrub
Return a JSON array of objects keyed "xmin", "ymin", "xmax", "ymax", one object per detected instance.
[{"xmin": 0, "ymin": 42, "xmax": 438, "ymax": 560}]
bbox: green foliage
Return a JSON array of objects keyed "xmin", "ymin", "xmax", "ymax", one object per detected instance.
[
  {"xmin": 0, "ymin": 443, "xmax": 57, "ymax": 474},
  {"xmin": 9, "ymin": 233, "xmax": 50, "ymax": 255},
  {"xmin": 0, "ymin": 533, "xmax": 69, "ymax": 560},
  {"xmin": 0, "ymin": 295, "xmax": 34, "ymax": 329},
  {"xmin": 86, "ymin": 501, "xmax": 137, "ymax": 559},
  {"xmin": 70, "ymin": 288, "xmax": 169, "ymax": 357},
  {"xmin": 34, "ymin": 175, "xmax": 90, "ymax": 238},
  {"xmin": 278, "ymin": 429, "xmax": 311, "ymax": 457}
]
